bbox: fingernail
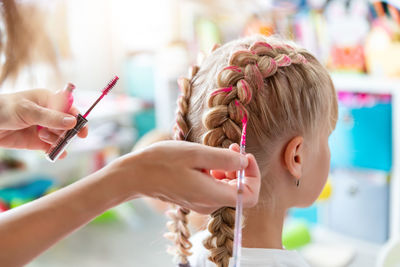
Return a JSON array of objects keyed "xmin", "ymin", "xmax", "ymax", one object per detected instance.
[
  {"xmin": 63, "ymin": 116, "xmax": 75, "ymax": 126},
  {"xmin": 240, "ymin": 156, "xmax": 248, "ymax": 168},
  {"xmin": 229, "ymin": 143, "xmax": 238, "ymax": 150},
  {"xmin": 39, "ymin": 131, "xmax": 49, "ymax": 140}
]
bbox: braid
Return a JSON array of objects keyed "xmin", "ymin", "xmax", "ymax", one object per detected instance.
[
  {"xmin": 165, "ymin": 208, "xmax": 192, "ymax": 265},
  {"xmin": 166, "ymin": 65, "xmax": 200, "ymax": 266},
  {"xmin": 202, "ymin": 41, "xmax": 307, "ymax": 267},
  {"xmin": 203, "ymin": 207, "xmax": 235, "ymax": 267}
]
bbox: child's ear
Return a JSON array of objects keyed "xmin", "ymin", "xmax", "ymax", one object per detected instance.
[{"xmin": 283, "ymin": 136, "xmax": 304, "ymax": 181}]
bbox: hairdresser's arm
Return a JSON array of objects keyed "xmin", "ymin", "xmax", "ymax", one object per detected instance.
[
  {"xmin": 0, "ymin": 89, "xmax": 88, "ymax": 153},
  {"xmin": 0, "ymin": 141, "xmax": 261, "ymax": 266}
]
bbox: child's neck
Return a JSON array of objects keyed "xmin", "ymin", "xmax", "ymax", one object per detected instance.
[{"xmin": 241, "ymin": 204, "xmax": 286, "ymax": 250}]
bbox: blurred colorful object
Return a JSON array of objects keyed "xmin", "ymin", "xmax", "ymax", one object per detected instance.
[
  {"xmin": 0, "ymin": 178, "xmax": 53, "ymax": 203},
  {"xmin": 196, "ymin": 18, "xmax": 221, "ymax": 53},
  {"xmin": 133, "ymin": 108, "xmax": 156, "ymax": 138},
  {"xmin": 0, "ymin": 199, "xmax": 8, "ymax": 212},
  {"xmin": 338, "ymin": 91, "xmax": 391, "ymax": 107},
  {"xmin": 330, "ymin": 93, "xmax": 392, "ymax": 171},
  {"xmin": 329, "ymin": 44, "xmax": 365, "ymax": 72},
  {"xmin": 317, "ymin": 178, "xmax": 332, "ymax": 201},
  {"xmin": 365, "ymin": 25, "xmax": 400, "ymax": 77},
  {"xmin": 365, "ymin": 1, "xmax": 400, "ymax": 77},
  {"xmin": 289, "ymin": 205, "xmax": 318, "ymax": 225},
  {"xmin": 282, "ymin": 220, "xmax": 312, "ymax": 250},
  {"xmin": 243, "ymin": 14, "xmax": 274, "ymax": 37},
  {"xmin": 91, "ymin": 209, "xmax": 120, "ymax": 224},
  {"xmin": 10, "ymin": 198, "xmax": 33, "ymax": 209},
  {"xmin": 0, "ymin": 153, "xmax": 25, "ymax": 173},
  {"xmin": 325, "ymin": 0, "xmax": 369, "ymax": 72},
  {"xmin": 45, "ymin": 186, "xmax": 59, "ymax": 195}
]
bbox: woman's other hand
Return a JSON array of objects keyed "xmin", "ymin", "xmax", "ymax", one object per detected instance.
[{"xmin": 0, "ymin": 89, "xmax": 88, "ymax": 157}]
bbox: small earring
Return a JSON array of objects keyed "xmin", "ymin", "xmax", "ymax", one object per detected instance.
[{"xmin": 296, "ymin": 179, "xmax": 300, "ymax": 187}]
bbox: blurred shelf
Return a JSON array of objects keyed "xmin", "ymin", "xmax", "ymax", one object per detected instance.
[{"xmin": 331, "ymin": 73, "xmax": 400, "ymax": 94}]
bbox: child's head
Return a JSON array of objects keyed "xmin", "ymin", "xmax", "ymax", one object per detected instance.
[{"xmin": 168, "ymin": 35, "xmax": 338, "ymax": 266}]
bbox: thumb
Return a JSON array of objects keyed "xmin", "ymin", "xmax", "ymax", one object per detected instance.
[
  {"xmin": 208, "ymin": 153, "xmax": 261, "ymax": 209},
  {"xmin": 189, "ymin": 144, "xmax": 248, "ymax": 172},
  {"xmin": 19, "ymin": 101, "xmax": 77, "ymax": 130}
]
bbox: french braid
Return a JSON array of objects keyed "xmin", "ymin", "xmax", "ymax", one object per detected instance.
[
  {"xmin": 165, "ymin": 65, "xmax": 200, "ymax": 266},
  {"xmin": 202, "ymin": 41, "xmax": 307, "ymax": 267},
  {"xmin": 165, "ymin": 35, "xmax": 337, "ymax": 267}
]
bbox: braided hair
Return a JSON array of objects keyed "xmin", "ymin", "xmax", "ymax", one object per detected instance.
[
  {"xmin": 202, "ymin": 41, "xmax": 309, "ymax": 267},
  {"xmin": 165, "ymin": 66, "xmax": 200, "ymax": 266},
  {"xmin": 167, "ymin": 35, "xmax": 337, "ymax": 267}
]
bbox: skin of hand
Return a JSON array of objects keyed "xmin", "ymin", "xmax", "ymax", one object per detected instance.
[
  {"xmin": 0, "ymin": 140, "xmax": 261, "ymax": 267},
  {"xmin": 109, "ymin": 140, "xmax": 261, "ymax": 214},
  {"xmin": 0, "ymin": 89, "xmax": 88, "ymax": 157}
]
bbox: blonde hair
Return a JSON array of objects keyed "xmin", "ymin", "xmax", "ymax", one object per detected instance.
[
  {"xmin": 166, "ymin": 35, "xmax": 338, "ymax": 267},
  {"xmin": 165, "ymin": 65, "xmax": 200, "ymax": 266},
  {"xmin": 0, "ymin": 0, "xmax": 57, "ymax": 85}
]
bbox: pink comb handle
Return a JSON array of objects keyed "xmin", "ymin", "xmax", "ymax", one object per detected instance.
[{"xmin": 233, "ymin": 106, "xmax": 248, "ymax": 267}]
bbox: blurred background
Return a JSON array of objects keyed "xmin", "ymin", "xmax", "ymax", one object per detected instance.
[{"xmin": 1, "ymin": 0, "xmax": 400, "ymax": 266}]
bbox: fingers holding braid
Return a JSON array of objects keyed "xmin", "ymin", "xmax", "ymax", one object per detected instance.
[{"xmin": 166, "ymin": 65, "xmax": 200, "ymax": 265}]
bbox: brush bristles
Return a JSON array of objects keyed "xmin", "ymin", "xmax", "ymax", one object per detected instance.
[{"xmin": 102, "ymin": 76, "xmax": 119, "ymax": 94}]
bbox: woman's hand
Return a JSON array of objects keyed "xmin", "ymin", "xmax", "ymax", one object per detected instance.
[
  {"xmin": 0, "ymin": 140, "xmax": 260, "ymax": 266},
  {"xmin": 108, "ymin": 141, "xmax": 261, "ymax": 214},
  {"xmin": 0, "ymin": 89, "xmax": 88, "ymax": 156}
]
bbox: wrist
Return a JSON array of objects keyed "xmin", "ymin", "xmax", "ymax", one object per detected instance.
[
  {"xmin": 101, "ymin": 152, "xmax": 146, "ymax": 203},
  {"xmin": 0, "ymin": 94, "xmax": 10, "ymax": 129}
]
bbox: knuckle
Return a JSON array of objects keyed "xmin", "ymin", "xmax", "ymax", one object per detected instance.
[
  {"xmin": 16, "ymin": 99, "xmax": 32, "ymax": 113},
  {"xmin": 144, "ymin": 144, "xmax": 164, "ymax": 161},
  {"xmin": 191, "ymin": 149, "xmax": 201, "ymax": 163},
  {"xmin": 178, "ymin": 143, "xmax": 198, "ymax": 162},
  {"xmin": 16, "ymin": 100, "xmax": 35, "ymax": 122}
]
